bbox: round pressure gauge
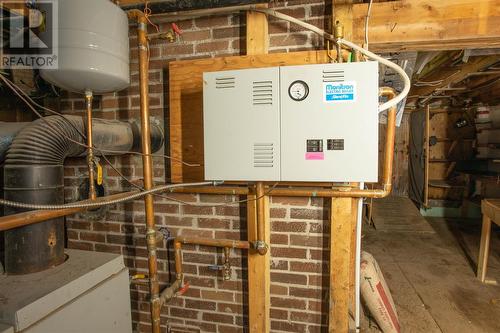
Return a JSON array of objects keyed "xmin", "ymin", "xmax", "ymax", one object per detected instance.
[{"xmin": 288, "ymin": 80, "xmax": 309, "ymax": 101}]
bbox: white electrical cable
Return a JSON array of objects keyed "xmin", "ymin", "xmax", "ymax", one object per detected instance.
[
  {"xmin": 254, "ymin": 8, "xmax": 334, "ymax": 40},
  {"xmin": 337, "ymin": 39, "xmax": 411, "ymax": 112},
  {"xmin": 355, "ymin": 182, "xmax": 364, "ymax": 333},
  {"xmin": 252, "ymin": 8, "xmax": 411, "ymax": 113}
]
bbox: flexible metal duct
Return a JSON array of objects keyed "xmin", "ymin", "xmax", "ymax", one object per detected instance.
[
  {"xmin": 3, "ymin": 115, "xmax": 163, "ymax": 274},
  {"xmin": 0, "ymin": 122, "xmax": 29, "ymax": 162}
]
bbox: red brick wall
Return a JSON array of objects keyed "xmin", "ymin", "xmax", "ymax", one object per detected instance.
[{"xmin": 62, "ymin": 2, "xmax": 341, "ymax": 332}]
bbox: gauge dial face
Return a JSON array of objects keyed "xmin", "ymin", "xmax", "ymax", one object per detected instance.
[{"xmin": 288, "ymin": 80, "xmax": 309, "ymax": 101}]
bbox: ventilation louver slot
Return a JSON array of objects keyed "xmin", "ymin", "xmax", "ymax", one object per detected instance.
[
  {"xmin": 216, "ymin": 77, "xmax": 235, "ymax": 89},
  {"xmin": 253, "ymin": 143, "xmax": 274, "ymax": 168},
  {"xmin": 322, "ymin": 69, "xmax": 345, "ymax": 82},
  {"xmin": 252, "ymin": 80, "xmax": 273, "ymax": 105}
]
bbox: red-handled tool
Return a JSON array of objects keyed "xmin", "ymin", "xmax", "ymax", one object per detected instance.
[{"xmin": 171, "ymin": 23, "xmax": 183, "ymax": 36}]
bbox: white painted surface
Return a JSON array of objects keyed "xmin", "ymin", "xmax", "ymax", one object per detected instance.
[
  {"xmin": 203, "ymin": 67, "xmax": 281, "ymax": 181},
  {"xmin": 203, "ymin": 62, "xmax": 379, "ymax": 182},
  {"xmin": 0, "ymin": 250, "xmax": 132, "ymax": 333},
  {"xmin": 40, "ymin": 0, "xmax": 129, "ymax": 94}
]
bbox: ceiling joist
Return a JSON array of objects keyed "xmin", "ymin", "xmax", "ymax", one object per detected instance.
[{"xmin": 351, "ymin": 0, "xmax": 500, "ymax": 52}]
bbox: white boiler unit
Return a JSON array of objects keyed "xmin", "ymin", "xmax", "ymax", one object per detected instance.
[{"xmin": 203, "ymin": 62, "xmax": 379, "ymax": 182}]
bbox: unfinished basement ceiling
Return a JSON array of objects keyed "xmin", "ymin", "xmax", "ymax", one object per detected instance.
[{"xmin": 119, "ymin": 0, "xmax": 270, "ymax": 12}]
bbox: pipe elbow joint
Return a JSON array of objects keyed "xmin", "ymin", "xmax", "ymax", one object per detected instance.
[{"xmin": 253, "ymin": 240, "xmax": 268, "ymax": 255}]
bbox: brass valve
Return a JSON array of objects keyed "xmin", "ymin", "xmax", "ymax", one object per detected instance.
[{"xmin": 207, "ymin": 247, "xmax": 232, "ymax": 280}]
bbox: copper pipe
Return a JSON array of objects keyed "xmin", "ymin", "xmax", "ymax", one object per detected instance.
[
  {"xmin": 159, "ymin": 279, "xmax": 182, "ymax": 305},
  {"xmin": 159, "ymin": 240, "xmax": 184, "ymax": 305},
  {"xmin": 128, "ymin": 9, "xmax": 161, "ymax": 333},
  {"xmin": 0, "ymin": 184, "xmax": 248, "ymax": 231},
  {"xmin": 176, "ymin": 236, "xmax": 251, "ymax": 249},
  {"xmin": 85, "ymin": 90, "xmax": 97, "ymax": 200},
  {"xmin": 254, "ymin": 182, "xmax": 268, "ymax": 255},
  {"xmin": 168, "ymin": 186, "xmax": 249, "ymax": 195},
  {"xmin": 174, "ymin": 239, "xmax": 183, "ymax": 278},
  {"xmin": 160, "ymin": 237, "xmax": 250, "ymax": 305},
  {"xmin": 0, "ymin": 190, "xmax": 137, "ymax": 231}
]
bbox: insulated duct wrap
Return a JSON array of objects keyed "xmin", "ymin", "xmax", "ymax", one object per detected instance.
[{"xmin": 3, "ymin": 115, "xmax": 163, "ymax": 274}]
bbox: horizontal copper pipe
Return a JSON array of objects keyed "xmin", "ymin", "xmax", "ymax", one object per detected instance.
[
  {"xmin": 0, "ymin": 185, "xmax": 250, "ymax": 231},
  {"xmin": 0, "ymin": 190, "xmax": 136, "ymax": 231},
  {"xmin": 169, "ymin": 186, "xmax": 249, "ymax": 195},
  {"xmin": 159, "ymin": 236, "xmax": 250, "ymax": 306},
  {"xmin": 176, "ymin": 236, "xmax": 251, "ymax": 249}
]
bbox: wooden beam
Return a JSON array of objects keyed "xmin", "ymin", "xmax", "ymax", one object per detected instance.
[
  {"xmin": 334, "ymin": 1, "xmax": 354, "ymax": 42},
  {"xmin": 330, "ymin": 198, "xmax": 353, "ymax": 333},
  {"xmin": 246, "ymin": 3, "xmax": 269, "ymax": 54},
  {"xmin": 409, "ymin": 55, "xmax": 500, "ymax": 102},
  {"xmin": 351, "ymin": 0, "xmax": 500, "ymax": 52},
  {"xmin": 118, "ymin": 0, "xmax": 267, "ymax": 10},
  {"xmin": 246, "ymin": 5, "xmax": 270, "ymax": 333}
]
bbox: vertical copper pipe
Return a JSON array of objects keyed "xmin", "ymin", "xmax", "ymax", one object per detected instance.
[
  {"xmin": 85, "ymin": 91, "xmax": 96, "ymax": 200},
  {"xmin": 128, "ymin": 10, "xmax": 161, "ymax": 333},
  {"xmin": 174, "ymin": 239, "xmax": 183, "ymax": 279},
  {"xmin": 379, "ymin": 87, "xmax": 397, "ymax": 192},
  {"xmin": 255, "ymin": 182, "xmax": 268, "ymax": 255}
]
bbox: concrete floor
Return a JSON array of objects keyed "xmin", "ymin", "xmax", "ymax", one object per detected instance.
[{"xmin": 363, "ymin": 197, "xmax": 500, "ymax": 333}]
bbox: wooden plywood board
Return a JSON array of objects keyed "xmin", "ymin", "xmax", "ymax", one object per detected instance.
[
  {"xmin": 169, "ymin": 50, "xmax": 335, "ymax": 183},
  {"xmin": 372, "ymin": 196, "xmax": 435, "ymax": 233}
]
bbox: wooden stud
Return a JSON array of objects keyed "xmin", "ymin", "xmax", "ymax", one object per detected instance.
[
  {"xmin": 246, "ymin": 3, "xmax": 269, "ymax": 55},
  {"xmin": 334, "ymin": 1, "xmax": 354, "ymax": 41},
  {"xmin": 330, "ymin": 198, "xmax": 353, "ymax": 333},
  {"xmin": 349, "ymin": 197, "xmax": 359, "ymax": 310},
  {"xmin": 477, "ymin": 214, "xmax": 492, "ymax": 283},
  {"xmin": 247, "ymin": 190, "xmax": 271, "ymax": 333},
  {"xmin": 424, "ymin": 105, "xmax": 430, "ymax": 208},
  {"xmin": 246, "ymin": 5, "xmax": 270, "ymax": 333}
]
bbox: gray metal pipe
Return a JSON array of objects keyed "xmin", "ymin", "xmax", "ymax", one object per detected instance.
[
  {"xmin": 3, "ymin": 115, "xmax": 164, "ymax": 274},
  {"xmin": 0, "ymin": 122, "xmax": 30, "ymax": 162}
]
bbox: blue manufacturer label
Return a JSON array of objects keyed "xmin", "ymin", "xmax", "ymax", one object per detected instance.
[{"xmin": 324, "ymin": 81, "xmax": 356, "ymax": 103}]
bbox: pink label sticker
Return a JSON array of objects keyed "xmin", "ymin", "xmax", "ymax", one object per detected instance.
[{"xmin": 305, "ymin": 152, "xmax": 324, "ymax": 160}]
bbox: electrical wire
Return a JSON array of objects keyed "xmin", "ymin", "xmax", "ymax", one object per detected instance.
[
  {"xmin": 414, "ymin": 70, "xmax": 461, "ymax": 87},
  {"xmin": 251, "ymin": 8, "xmax": 411, "ymax": 112},
  {"xmin": 337, "ymin": 39, "xmax": 410, "ymax": 112},
  {"xmin": 0, "ymin": 182, "xmax": 215, "ymax": 210}
]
